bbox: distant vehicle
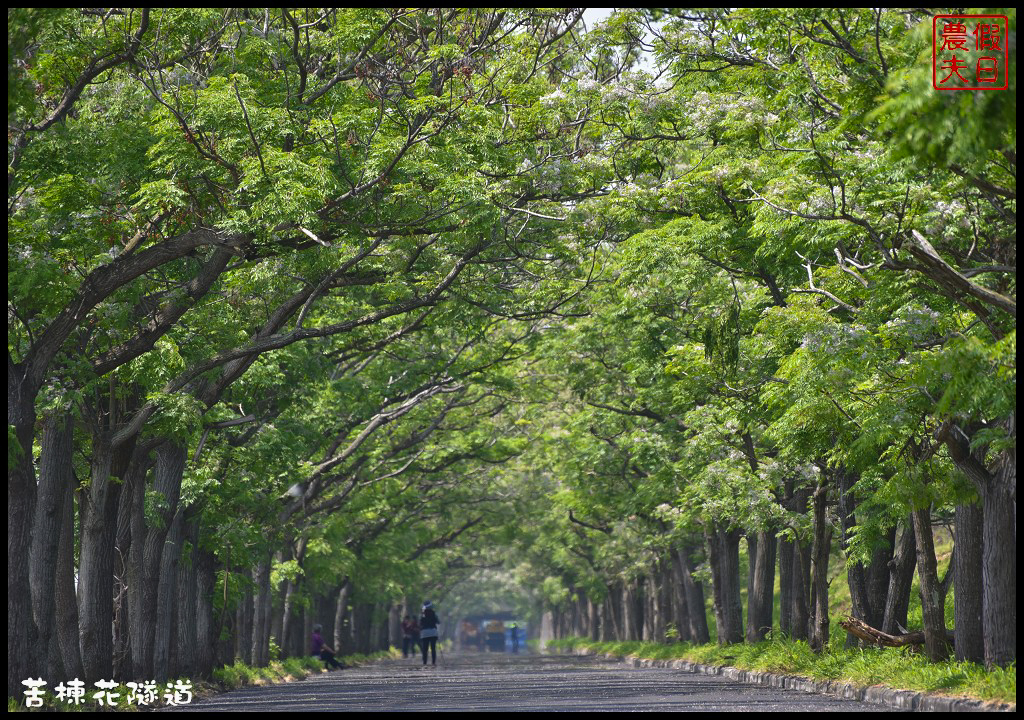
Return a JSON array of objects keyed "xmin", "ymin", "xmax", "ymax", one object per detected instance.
[{"xmin": 485, "ymin": 619, "xmax": 505, "ymax": 651}]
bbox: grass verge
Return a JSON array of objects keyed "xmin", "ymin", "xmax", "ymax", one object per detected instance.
[{"xmin": 548, "ymin": 637, "xmax": 1015, "ymax": 706}]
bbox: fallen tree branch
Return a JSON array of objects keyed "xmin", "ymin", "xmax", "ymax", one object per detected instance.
[{"xmin": 839, "ymin": 615, "xmax": 954, "ymax": 648}]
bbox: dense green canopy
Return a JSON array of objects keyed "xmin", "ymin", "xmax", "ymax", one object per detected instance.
[{"xmin": 7, "ymin": 8, "xmax": 1015, "ymax": 698}]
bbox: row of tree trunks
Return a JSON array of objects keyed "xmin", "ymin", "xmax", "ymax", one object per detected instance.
[
  {"xmin": 941, "ymin": 414, "xmax": 1017, "ymax": 667},
  {"xmin": 837, "ymin": 468, "xmax": 893, "ymax": 646},
  {"xmin": 543, "ymin": 547, "xmax": 710, "ymax": 647}
]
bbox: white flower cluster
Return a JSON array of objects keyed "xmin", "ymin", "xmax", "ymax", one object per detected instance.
[
  {"xmin": 883, "ymin": 304, "xmax": 941, "ymax": 343},
  {"xmin": 539, "ymin": 88, "xmax": 566, "ymax": 108},
  {"xmin": 923, "ymin": 200, "xmax": 970, "ymax": 235},
  {"xmin": 800, "ymin": 324, "xmax": 865, "ymax": 353},
  {"xmin": 682, "ymin": 92, "xmax": 771, "ymax": 133}
]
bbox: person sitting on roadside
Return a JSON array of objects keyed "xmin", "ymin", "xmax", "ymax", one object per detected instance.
[{"xmin": 311, "ymin": 623, "xmax": 345, "ymax": 670}]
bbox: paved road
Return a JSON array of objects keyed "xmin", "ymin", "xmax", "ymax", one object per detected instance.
[{"xmin": 170, "ymin": 652, "xmax": 899, "ymax": 712}]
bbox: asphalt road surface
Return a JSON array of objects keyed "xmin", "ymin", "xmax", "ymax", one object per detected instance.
[{"xmin": 169, "ymin": 652, "xmax": 900, "ymax": 712}]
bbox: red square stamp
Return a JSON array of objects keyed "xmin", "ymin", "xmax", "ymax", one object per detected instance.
[{"xmin": 933, "ymin": 15, "xmax": 1009, "ymax": 90}]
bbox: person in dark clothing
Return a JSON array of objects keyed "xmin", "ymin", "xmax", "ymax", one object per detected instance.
[
  {"xmin": 419, "ymin": 601, "xmax": 440, "ymax": 666},
  {"xmin": 401, "ymin": 615, "xmax": 420, "ymax": 658},
  {"xmin": 311, "ymin": 623, "xmax": 344, "ymax": 670}
]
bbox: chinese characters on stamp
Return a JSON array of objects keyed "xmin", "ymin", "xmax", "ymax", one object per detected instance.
[{"xmin": 933, "ymin": 15, "xmax": 1009, "ymax": 90}]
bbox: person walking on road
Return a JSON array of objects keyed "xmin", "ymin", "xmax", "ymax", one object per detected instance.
[{"xmin": 419, "ymin": 601, "xmax": 440, "ymax": 667}]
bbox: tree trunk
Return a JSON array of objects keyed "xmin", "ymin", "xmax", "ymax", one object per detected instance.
[
  {"xmin": 837, "ymin": 468, "xmax": 869, "ymax": 647},
  {"xmin": 867, "ymin": 527, "xmax": 895, "ymax": 630},
  {"xmin": 113, "ymin": 448, "xmax": 149, "ymax": 680},
  {"xmin": 941, "ymin": 415, "xmax": 1016, "ymax": 667},
  {"xmin": 8, "ymin": 390, "xmax": 39, "ymax": 696},
  {"xmin": 882, "ymin": 518, "xmax": 917, "ymax": 635},
  {"xmin": 809, "ymin": 475, "xmax": 832, "ymax": 652},
  {"xmin": 30, "ymin": 414, "xmax": 74, "ymax": 682},
  {"xmin": 676, "ymin": 546, "xmax": 710, "ymax": 645},
  {"xmin": 174, "ymin": 513, "xmax": 201, "ymax": 679},
  {"xmin": 981, "ymin": 444, "xmax": 1015, "ymax": 667},
  {"xmin": 153, "ymin": 507, "xmax": 184, "ymax": 682},
  {"xmin": 236, "ymin": 587, "xmax": 254, "ymax": 664},
  {"xmin": 195, "ymin": 544, "xmax": 217, "ymax": 678},
  {"xmin": 281, "ymin": 539, "xmax": 306, "ymax": 660},
  {"xmin": 668, "ymin": 550, "xmax": 690, "ymax": 643},
  {"xmin": 643, "ymin": 575, "xmax": 658, "ymax": 641},
  {"xmin": 269, "ymin": 551, "xmax": 285, "ymax": 657},
  {"xmin": 778, "ymin": 537, "xmax": 793, "ymax": 636},
  {"xmin": 78, "ymin": 430, "xmax": 125, "ymax": 682},
  {"xmin": 251, "ymin": 556, "xmax": 273, "ymax": 667},
  {"xmin": 621, "ymin": 580, "xmax": 639, "ymax": 641},
  {"xmin": 334, "ymin": 579, "xmax": 353, "ymax": 655},
  {"xmin": 706, "ymin": 526, "xmax": 743, "ymax": 644},
  {"xmin": 133, "ymin": 441, "xmax": 186, "ymax": 679},
  {"xmin": 953, "ymin": 502, "xmax": 984, "ymax": 662},
  {"xmin": 791, "ymin": 537, "xmax": 811, "ymax": 641},
  {"xmin": 55, "ymin": 474, "xmax": 85, "ymax": 682},
  {"xmin": 745, "ymin": 532, "xmax": 757, "ymax": 638},
  {"xmin": 746, "ymin": 530, "xmax": 776, "ymax": 643},
  {"xmin": 912, "ymin": 506, "xmax": 949, "ymax": 661},
  {"xmin": 606, "ymin": 582, "xmax": 623, "ymax": 641}
]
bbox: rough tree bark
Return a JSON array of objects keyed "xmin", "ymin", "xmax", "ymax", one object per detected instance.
[
  {"xmin": 953, "ymin": 502, "xmax": 984, "ymax": 663},
  {"xmin": 251, "ymin": 556, "xmax": 273, "ymax": 667},
  {"xmin": 195, "ymin": 544, "xmax": 218, "ymax": 678},
  {"xmin": 676, "ymin": 546, "xmax": 710, "ymax": 645},
  {"xmin": 941, "ymin": 416, "xmax": 1016, "ymax": 667},
  {"xmin": 55, "ymin": 476, "xmax": 85, "ymax": 681},
  {"xmin": 778, "ymin": 536, "xmax": 793, "ymax": 636},
  {"xmin": 881, "ymin": 517, "xmax": 917, "ymax": 636},
  {"xmin": 30, "ymin": 414, "xmax": 74, "ymax": 682},
  {"xmin": 174, "ymin": 513, "xmax": 201, "ymax": 679},
  {"xmin": 334, "ymin": 578, "xmax": 353, "ymax": 655},
  {"xmin": 706, "ymin": 526, "xmax": 743, "ymax": 644},
  {"xmin": 153, "ymin": 508, "xmax": 185, "ymax": 682},
  {"xmin": 912, "ymin": 506, "xmax": 950, "ymax": 661},
  {"xmin": 746, "ymin": 530, "xmax": 777, "ymax": 643},
  {"xmin": 837, "ymin": 468, "xmax": 870, "ymax": 647},
  {"xmin": 133, "ymin": 441, "xmax": 186, "ymax": 679},
  {"xmin": 78, "ymin": 426, "xmax": 132, "ymax": 682},
  {"xmin": 809, "ymin": 474, "xmax": 832, "ymax": 652}
]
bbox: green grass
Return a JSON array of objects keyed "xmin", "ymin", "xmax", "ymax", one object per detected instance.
[
  {"xmin": 211, "ymin": 648, "xmax": 399, "ymax": 690},
  {"xmin": 549, "ymin": 636, "xmax": 1015, "ymax": 706}
]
